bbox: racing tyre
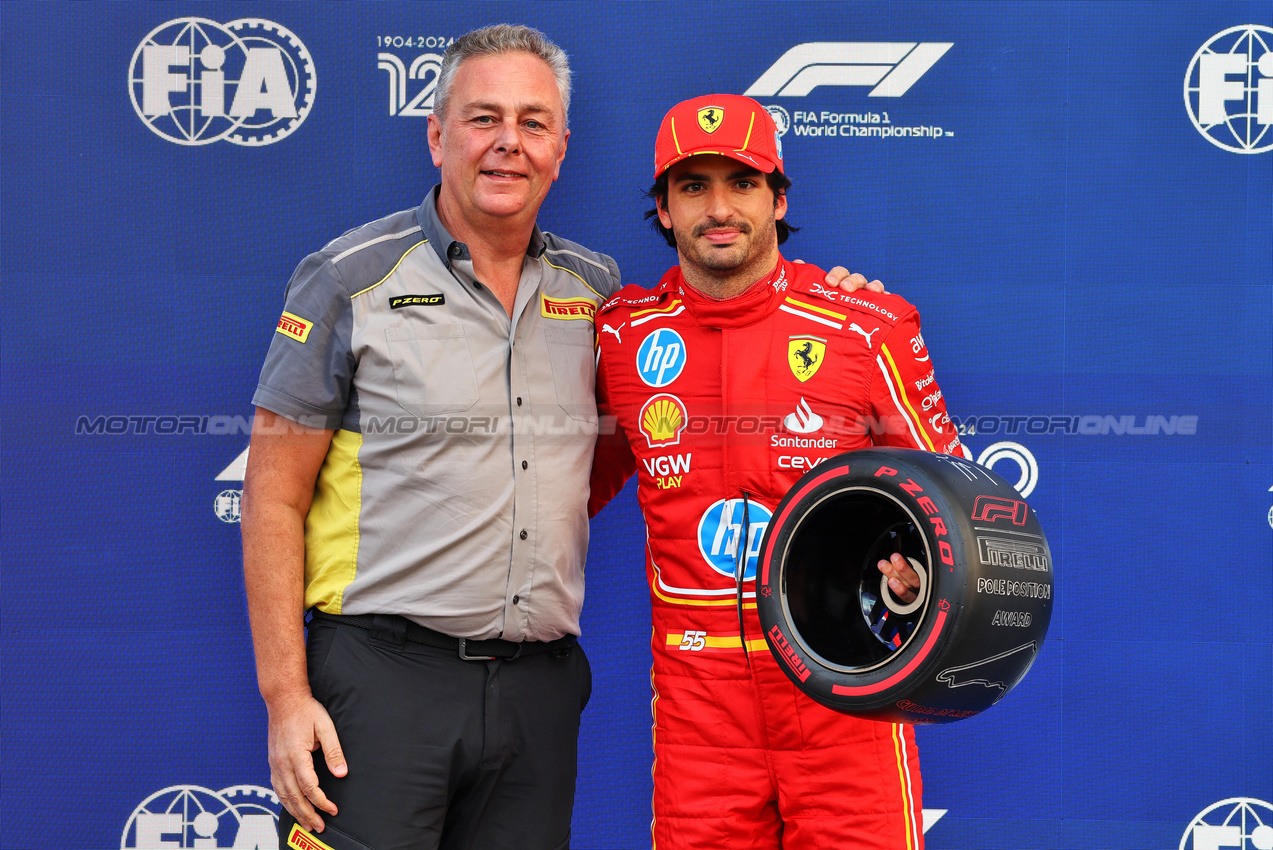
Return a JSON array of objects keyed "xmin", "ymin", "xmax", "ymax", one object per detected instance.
[{"xmin": 756, "ymin": 447, "xmax": 1052, "ymax": 724}]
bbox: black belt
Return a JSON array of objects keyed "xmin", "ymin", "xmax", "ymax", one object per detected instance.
[{"xmin": 309, "ymin": 611, "xmax": 575, "ymax": 661}]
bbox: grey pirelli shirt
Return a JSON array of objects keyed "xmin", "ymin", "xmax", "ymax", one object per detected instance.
[{"xmin": 253, "ymin": 188, "xmax": 621, "ymax": 641}]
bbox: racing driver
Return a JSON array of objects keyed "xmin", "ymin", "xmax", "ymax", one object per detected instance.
[{"xmin": 588, "ymin": 94, "xmax": 963, "ymax": 849}]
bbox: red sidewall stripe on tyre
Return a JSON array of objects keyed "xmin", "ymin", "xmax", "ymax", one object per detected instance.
[
  {"xmin": 760, "ymin": 465, "xmax": 845, "ymax": 585},
  {"xmin": 830, "ymin": 608, "xmax": 948, "ymax": 696}
]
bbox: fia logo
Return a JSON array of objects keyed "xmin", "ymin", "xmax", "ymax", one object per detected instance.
[
  {"xmin": 129, "ymin": 18, "xmax": 316, "ymax": 146},
  {"xmin": 1178, "ymin": 797, "xmax": 1273, "ymax": 850},
  {"xmin": 766, "ymin": 104, "xmax": 791, "ymax": 136},
  {"xmin": 1184, "ymin": 26, "xmax": 1273, "ymax": 154},
  {"xmin": 215, "ymin": 447, "xmax": 249, "ymax": 523},
  {"xmin": 746, "ymin": 42, "xmax": 952, "ymax": 98},
  {"xmin": 121, "ymin": 784, "xmax": 280, "ymax": 849},
  {"xmin": 697, "ymin": 498, "xmax": 774, "ymax": 580}
]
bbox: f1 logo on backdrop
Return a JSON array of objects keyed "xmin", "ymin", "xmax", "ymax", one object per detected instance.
[
  {"xmin": 1184, "ymin": 25, "xmax": 1273, "ymax": 153},
  {"xmin": 745, "ymin": 42, "xmax": 952, "ymax": 98},
  {"xmin": 129, "ymin": 18, "xmax": 316, "ymax": 146}
]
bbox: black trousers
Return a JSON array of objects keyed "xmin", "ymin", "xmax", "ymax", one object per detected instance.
[{"xmin": 279, "ymin": 615, "xmax": 592, "ymax": 850}]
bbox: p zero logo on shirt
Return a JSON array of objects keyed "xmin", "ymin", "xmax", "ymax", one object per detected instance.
[
  {"xmin": 541, "ymin": 295, "xmax": 597, "ymax": 321},
  {"xmin": 390, "ymin": 293, "xmax": 445, "ymax": 309},
  {"xmin": 276, "ymin": 311, "xmax": 313, "ymax": 343}
]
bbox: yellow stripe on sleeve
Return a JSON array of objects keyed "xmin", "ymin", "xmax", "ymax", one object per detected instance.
[
  {"xmin": 881, "ymin": 343, "xmax": 937, "ymax": 451},
  {"xmin": 783, "ymin": 296, "xmax": 848, "ymax": 321}
]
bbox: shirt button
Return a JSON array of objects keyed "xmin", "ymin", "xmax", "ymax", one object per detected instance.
[
  {"xmin": 516, "ymin": 397, "xmax": 523, "ymax": 406},
  {"xmin": 521, "ymin": 460, "xmax": 528, "ymax": 470},
  {"xmin": 448, "ymin": 243, "xmax": 462, "ymax": 258},
  {"xmin": 474, "ymin": 282, "xmax": 483, "ymax": 290},
  {"xmin": 512, "ymin": 595, "xmax": 520, "ymax": 604},
  {"xmin": 519, "ymin": 529, "xmax": 528, "ymax": 540}
]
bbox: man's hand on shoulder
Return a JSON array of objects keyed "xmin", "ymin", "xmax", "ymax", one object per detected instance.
[
  {"xmin": 791, "ymin": 260, "xmax": 887, "ymax": 293},
  {"xmin": 825, "ymin": 266, "xmax": 886, "ymax": 294},
  {"xmin": 268, "ymin": 692, "xmax": 347, "ymax": 833}
]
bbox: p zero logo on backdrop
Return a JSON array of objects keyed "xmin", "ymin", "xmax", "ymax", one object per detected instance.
[
  {"xmin": 129, "ymin": 18, "xmax": 316, "ymax": 146},
  {"xmin": 745, "ymin": 42, "xmax": 952, "ymax": 98},
  {"xmin": 1184, "ymin": 25, "xmax": 1273, "ymax": 154}
]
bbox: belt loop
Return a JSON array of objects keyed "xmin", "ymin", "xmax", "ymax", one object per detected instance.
[{"xmin": 371, "ymin": 614, "xmax": 407, "ymax": 646}]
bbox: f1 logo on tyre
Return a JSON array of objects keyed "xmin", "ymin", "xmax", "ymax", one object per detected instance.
[
  {"xmin": 970, "ymin": 495, "xmax": 1028, "ymax": 525},
  {"xmin": 745, "ymin": 42, "xmax": 952, "ymax": 98}
]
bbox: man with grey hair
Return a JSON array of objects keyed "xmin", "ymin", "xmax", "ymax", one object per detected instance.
[
  {"xmin": 244, "ymin": 22, "xmax": 877, "ymax": 850},
  {"xmin": 243, "ymin": 23, "xmax": 613, "ymax": 850}
]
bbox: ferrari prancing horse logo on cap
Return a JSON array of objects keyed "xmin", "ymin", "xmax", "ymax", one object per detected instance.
[{"xmin": 697, "ymin": 106, "xmax": 724, "ymax": 134}]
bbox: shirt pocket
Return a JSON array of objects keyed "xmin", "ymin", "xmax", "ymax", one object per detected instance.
[
  {"xmin": 544, "ymin": 324, "xmax": 596, "ymax": 422},
  {"xmin": 385, "ymin": 324, "xmax": 480, "ymax": 416}
]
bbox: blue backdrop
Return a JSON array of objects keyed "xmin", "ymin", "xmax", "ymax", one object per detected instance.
[{"xmin": 2, "ymin": 3, "xmax": 1271, "ymax": 849}]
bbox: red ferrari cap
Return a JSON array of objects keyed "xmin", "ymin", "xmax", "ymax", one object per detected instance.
[{"xmin": 654, "ymin": 93, "xmax": 784, "ymax": 179}]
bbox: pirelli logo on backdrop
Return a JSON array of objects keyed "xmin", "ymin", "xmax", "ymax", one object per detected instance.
[
  {"xmin": 276, "ymin": 311, "xmax": 313, "ymax": 343},
  {"xmin": 541, "ymin": 295, "xmax": 597, "ymax": 321},
  {"xmin": 288, "ymin": 824, "xmax": 334, "ymax": 850}
]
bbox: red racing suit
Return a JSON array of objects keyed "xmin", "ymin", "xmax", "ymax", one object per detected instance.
[{"xmin": 589, "ymin": 258, "xmax": 962, "ymax": 850}]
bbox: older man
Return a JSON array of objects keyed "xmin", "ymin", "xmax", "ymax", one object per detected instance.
[
  {"xmin": 243, "ymin": 24, "xmax": 615, "ymax": 850},
  {"xmin": 243, "ymin": 25, "xmax": 877, "ymax": 850}
]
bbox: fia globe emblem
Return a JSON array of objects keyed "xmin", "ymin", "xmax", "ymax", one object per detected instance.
[
  {"xmin": 121, "ymin": 784, "xmax": 280, "ymax": 849},
  {"xmin": 214, "ymin": 489, "xmax": 243, "ymax": 523},
  {"xmin": 129, "ymin": 18, "xmax": 316, "ymax": 146},
  {"xmin": 1179, "ymin": 797, "xmax": 1273, "ymax": 850},
  {"xmin": 765, "ymin": 104, "xmax": 791, "ymax": 136},
  {"xmin": 1184, "ymin": 25, "xmax": 1273, "ymax": 153}
]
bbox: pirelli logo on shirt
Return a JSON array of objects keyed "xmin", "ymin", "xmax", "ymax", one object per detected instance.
[
  {"xmin": 287, "ymin": 824, "xmax": 334, "ymax": 850},
  {"xmin": 276, "ymin": 311, "xmax": 313, "ymax": 343},
  {"xmin": 541, "ymin": 294, "xmax": 598, "ymax": 321}
]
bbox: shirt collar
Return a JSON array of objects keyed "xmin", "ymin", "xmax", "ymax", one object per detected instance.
[{"xmin": 416, "ymin": 184, "xmax": 547, "ymax": 271}]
